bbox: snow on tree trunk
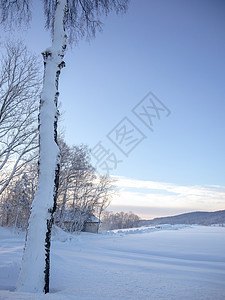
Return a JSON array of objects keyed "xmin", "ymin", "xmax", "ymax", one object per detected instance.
[{"xmin": 17, "ymin": 0, "xmax": 67, "ymax": 293}]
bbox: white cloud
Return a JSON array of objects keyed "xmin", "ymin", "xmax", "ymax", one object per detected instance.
[{"xmin": 110, "ymin": 176, "xmax": 225, "ymax": 217}]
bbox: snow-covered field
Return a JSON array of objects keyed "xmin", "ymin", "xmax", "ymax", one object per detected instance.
[{"xmin": 0, "ymin": 225, "xmax": 225, "ymax": 300}]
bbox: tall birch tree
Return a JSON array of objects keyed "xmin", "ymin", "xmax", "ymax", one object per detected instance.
[{"xmin": 0, "ymin": 0, "xmax": 129, "ymax": 294}]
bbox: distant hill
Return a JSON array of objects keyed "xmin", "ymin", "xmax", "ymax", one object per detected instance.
[{"xmin": 140, "ymin": 210, "xmax": 225, "ymax": 226}]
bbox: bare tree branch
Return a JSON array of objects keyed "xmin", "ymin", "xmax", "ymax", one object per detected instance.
[{"xmin": 0, "ymin": 42, "xmax": 41, "ymax": 196}]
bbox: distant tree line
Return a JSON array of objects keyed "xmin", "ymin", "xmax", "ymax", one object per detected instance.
[{"xmin": 101, "ymin": 211, "xmax": 140, "ymax": 231}]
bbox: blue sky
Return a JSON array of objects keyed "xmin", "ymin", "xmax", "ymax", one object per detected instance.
[{"xmin": 2, "ymin": 0, "xmax": 225, "ymax": 218}]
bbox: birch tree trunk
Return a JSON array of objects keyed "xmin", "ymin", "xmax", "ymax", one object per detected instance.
[{"xmin": 17, "ymin": 0, "xmax": 67, "ymax": 293}]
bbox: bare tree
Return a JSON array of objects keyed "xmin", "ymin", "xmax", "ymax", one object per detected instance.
[
  {"xmin": 0, "ymin": 42, "xmax": 40, "ymax": 196},
  {"xmin": 66, "ymin": 173, "xmax": 113, "ymax": 232},
  {"xmin": 1, "ymin": 0, "xmax": 129, "ymax": 293},
  {"xmin": 95, "ymin": 175, "xmax": 113, "ymax": 232},
  {"xmin": 0, "ymin": 163, "xmax": 38, "ymax": 229},
  {"xmin": 56, "ymin": 140, "xmax": 95, "ymax": 230},
  {"xmin": 56, "ymin": 140, "xmax": 113, "ymax": 233}
]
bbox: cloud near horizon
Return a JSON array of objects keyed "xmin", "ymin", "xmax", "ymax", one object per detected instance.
[{"xmin": 109, "ymin": 176, "xmax": 225, "ymax": 219}]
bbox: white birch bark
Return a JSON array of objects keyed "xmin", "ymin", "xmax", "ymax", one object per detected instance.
[{"xmin": 17, "ymin": 0, "xmax": 67, "ymax": 293}]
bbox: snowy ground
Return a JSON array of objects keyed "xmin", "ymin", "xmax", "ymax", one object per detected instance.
[{"xmin": 0, "ymin": 225, "xmax": 225, "ymax": 300}]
